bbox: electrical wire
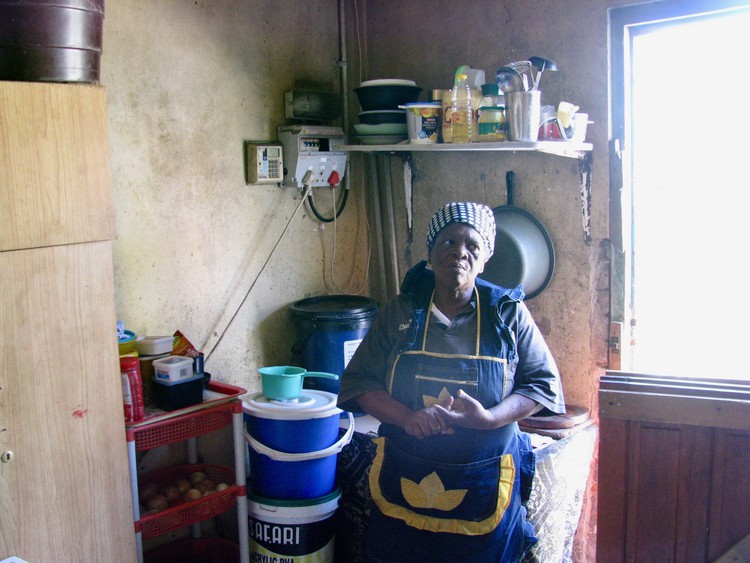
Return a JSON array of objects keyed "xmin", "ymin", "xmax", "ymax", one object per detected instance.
[
  {"xmin": 204, "ymin": 182, "xmax": 313, "ymax": 364},
  {"xmin": 307, "ymin": 187, "xmax": 348, "ymax": 222},
  {"xmin": 353, "ymin": 0, "xmax": 363, "ymax": 85},
  {"xmin": 330, "ymin": 154, "xmax": 371, "ymax": 295}
]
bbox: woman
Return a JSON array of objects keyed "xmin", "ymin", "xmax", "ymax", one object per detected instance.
[{"xmin": 338, "ymin": 202, "xmax": 565, "ymax": 562}]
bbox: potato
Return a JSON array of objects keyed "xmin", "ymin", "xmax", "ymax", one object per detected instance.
[
  {"xmin": 146, "ymin": 495, "xmax": 169, "ymax": 512},
  {"xmin": 183, "ymin": 488, "xmax": 202, "ymax": 502},
  {"xmin": 189, "ymin": 471, "xmax": 207, "ymax": 485},
  {"xmin": 139, "ymin": 483, "xmax": 158, "ymax": 502},
  {"xmin": 173, "ymin": 478, "xmax": 191, "ymax": 493},
  {"xmin": 161, "ymin": 485, "xmax": 181, "ymax": 502},
  {"xmin": 215, "ymin": 483, "xmax": 229, "ymax": 492},
  {"xmin": 194, "ymin": 480, "xmax": 215, "ymax": 494}
]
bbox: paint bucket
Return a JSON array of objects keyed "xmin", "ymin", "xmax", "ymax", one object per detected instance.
[
  {"xmin": 243, "ymin": 390, "xmax": 354, "ymax": 499},
  {"xmin": 289, "ymin": 295, "xmax": 378, "ymax": 394},
  {"xmin": 402, "ymin": 102, "xmax": 441, "ymax": 144},
  {"xmin": 0, "ymin": 0, "xmax": 105, "ymax": 83},
  {"xmin": 248, "ymin": 488, "xmax": 341, "ymax": 563}
]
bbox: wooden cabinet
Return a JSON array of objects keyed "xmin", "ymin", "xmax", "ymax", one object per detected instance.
[
  {"xmin": 598, "ymin": 372, "xmax": 750, "ymax": 562},
  {"xmin": 0, "ymin": 82, "xmax": 136, "ymax": 562}
]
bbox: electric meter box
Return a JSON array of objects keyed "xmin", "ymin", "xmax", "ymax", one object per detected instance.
[
  {"xmin": 277, "ymin": 125, "xmax": 347, "ymax": 188},
  {"xmin": 245, "ymin": 142, "xmax": 284, "ymax": 185}
]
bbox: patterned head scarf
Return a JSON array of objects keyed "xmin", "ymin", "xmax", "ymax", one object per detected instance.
[{"xmin": 427, "ymin": 202, "xmax": 496, "ymax": 261}]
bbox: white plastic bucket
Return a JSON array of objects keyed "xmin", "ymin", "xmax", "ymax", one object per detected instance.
[
  {"xmin": 248, "ymin": 488, "xmax": 341, "ymax": 562},
  {"xmin": 402, "ymin": 102, "xmax": 441, "ymax": 144}
]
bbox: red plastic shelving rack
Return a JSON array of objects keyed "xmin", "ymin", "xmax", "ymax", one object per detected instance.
[{"xmin": 125, "ymin": 382, "xmax": 249, "ymax": 563}]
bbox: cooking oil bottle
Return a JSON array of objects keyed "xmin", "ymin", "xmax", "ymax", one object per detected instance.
[{"xmin": 450, "ymin": 73, "xmax": 473, "ymax": 143}]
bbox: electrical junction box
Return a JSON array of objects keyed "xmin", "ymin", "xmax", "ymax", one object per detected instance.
[
  {"xmin": 285, "ymin": 89, "xmax": 342, "ymax": 122},
  {"xmin": 277, "ymin": 125, "xmax": 347, "ymax": 189},
  {"xmin": 245, "ymin": 142, "xmax": 284, "ymax": 185}
]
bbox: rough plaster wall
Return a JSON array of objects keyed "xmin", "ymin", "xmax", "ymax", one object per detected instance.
[
  {"xmin": 102, "ymin": 0, "xmax": 369, "ymax": 395},
  {"xmin": 356, "ymin": 0, "xmax": 632, "ymax": 414},
  {"xmin": 354, "ymin": 2, "xmax": 637, "ymax": 559}
]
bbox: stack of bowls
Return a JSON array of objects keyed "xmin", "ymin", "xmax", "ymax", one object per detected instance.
[{"xmin": 353, "ymin": 79, "xmax": 422, "ymax": 144}]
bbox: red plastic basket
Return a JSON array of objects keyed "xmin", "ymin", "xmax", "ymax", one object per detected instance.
[
  {"xmin": 138, "ymin": 464, "xmax": 238, "ymax": 539},
  {"xmin": 144, "ymin": 538, "xmax": 239, "ymax": 563},
  {"xmin": 133, "ymin": 403, "xmax": 234, "ymax": 451}
]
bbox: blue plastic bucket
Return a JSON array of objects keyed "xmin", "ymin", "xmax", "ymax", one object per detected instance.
[
  {"xmin": 290, "ymin": 295, "xmax": 379, "ymax": 394},
  {"xmin": 243, "ymin": 391, "xmax": 353, "ymax": 499},
  {"xmin": 248, "ymin": 488, "xmax": 341, "ymax": 562}
]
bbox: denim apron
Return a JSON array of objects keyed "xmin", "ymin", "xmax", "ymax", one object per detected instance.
[{"xmin": 366, "ymin": 291, "xmax": 537, "ymax": 563}]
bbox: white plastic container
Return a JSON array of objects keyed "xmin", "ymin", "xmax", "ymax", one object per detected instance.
[
  {"xmin": 571, "ymin": 113, "xmax": 590, "ymax": 142},
  {"xmin": 152, "ymin": 355, "xmax": 194, "ymax": 382},
  {"xmin": 134, "ymin": 335, "xmax": 172, "ymax": 356},
  {"xmin": 402, "ymin": 102, "xmax": 440, "ymax": 144}
]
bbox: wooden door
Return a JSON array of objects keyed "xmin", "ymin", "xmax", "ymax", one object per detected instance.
[
  {"xmin": 598, "ymin": 372, "xmax": 750, "ymax": 562},
  {"xmin": 0, "ymin": 242, "xmax": 136, "ymax": 561},
  {"xmin": 0, "ymin": 81, "xmax": 135, "ymax": 561}
]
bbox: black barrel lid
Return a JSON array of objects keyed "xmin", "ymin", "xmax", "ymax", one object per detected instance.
[{"xmin": 290, "ymin": 294, "xmax": 378, "ymax": 321}]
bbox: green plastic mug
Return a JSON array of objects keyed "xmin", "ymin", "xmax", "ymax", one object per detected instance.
[{"xmin": 259, "ymin": 365, "xmax": 339, "ymax": 400}]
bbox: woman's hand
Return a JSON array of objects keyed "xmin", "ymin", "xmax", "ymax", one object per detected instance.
[
  {"xmin": 403, "ymin": 398, "xmax": 455, "ymax": 439},
  {"xmin": 439, "ymin": 390, "xmax": 543, "ymax": 430},
  {"xmin": 355, "ymin": 390, "xmax": 453, "ymax": 439},
  {"xmin": 438, "ymin": 389, "xmax": 494, "ymax": 430}
]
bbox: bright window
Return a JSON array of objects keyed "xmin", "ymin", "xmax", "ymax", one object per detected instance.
[{"xmin": 613, "ymin": 2, "xmax": 750, "ymax": 379}]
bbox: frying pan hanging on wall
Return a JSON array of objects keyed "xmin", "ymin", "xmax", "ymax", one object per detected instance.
[{"xmin": 481, "ymin": 171, "xmax": 555, "ymax": 299}]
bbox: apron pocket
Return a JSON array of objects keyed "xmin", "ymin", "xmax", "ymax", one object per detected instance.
[
  {"xmin": 414, "ymin": 363, "xmax": 478, "ymax": 408},
  {"xmin": 369, "ymin": 436, "xmax": 516, "ymax": 536}
]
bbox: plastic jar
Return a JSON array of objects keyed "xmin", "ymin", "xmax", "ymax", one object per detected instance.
[{"xmin": 477, "ymin": 83, "xmax": 507, "ymax": 142}]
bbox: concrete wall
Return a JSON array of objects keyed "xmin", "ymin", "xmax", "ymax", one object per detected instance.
[
  {"xmin": 103, "ymin": 0, "xmax": 369, "ymax": 394},
  {"xmin": 101, "ymin": 0, "xmax": 625, "ymax": 426}
]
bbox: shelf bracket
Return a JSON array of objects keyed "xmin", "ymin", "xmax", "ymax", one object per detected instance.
[{"xmin": 579, "ymin": 151, "xmax": 593, "ymax": 246}]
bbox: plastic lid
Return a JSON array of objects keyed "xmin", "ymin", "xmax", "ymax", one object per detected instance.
[
  {"xmin": 454, "ymin": 65, "xmax": 470, "ymax": 82},
  {"xmin": 359, "ymin": 78, "xmax": 417, "ymax": 87},
  {"xmin": 152, "ymin": 373, "xmax": 203, "ymax": 386},
  {"xmin": 402, "ymin": 102, "xmax": 441, "ymax": 107},
  {"xmin": 248, "ymin": 486, "xmax": 342, "ymax": 507},
  {"xmin": 481, "ymin": 83, "xmax": 499, "ymax": 96},
  {"xmin": 289, "ymin": 294, "xmax": 378, "ymax": 321},
  {"xmin": 243, "ymin": 390, "xmax": 341, "ymax": 419}
]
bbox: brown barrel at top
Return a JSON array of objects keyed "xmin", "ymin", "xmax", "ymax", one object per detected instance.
[{"xmin": 0, "ymin": 0, "xmax": 105, "ymax": 83}]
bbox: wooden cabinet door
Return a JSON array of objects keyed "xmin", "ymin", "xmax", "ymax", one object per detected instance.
[
  {"xmin": 598, "ymin": 373, "xmax": 750, "ymax": 562},
  {"xmin": 0, "ymin": 241, "xmax": 136, "ymax": 562},
  {"xmin": 0, "ymin": 82, "xmax": 116, "ymax": 252}
]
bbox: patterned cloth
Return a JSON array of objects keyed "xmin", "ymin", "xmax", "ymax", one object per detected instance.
[
  {"xmin": 426, "ymin": 202, "xmax": 496, "ymax": 260},
  {"xmin": 335, "ymin": 430, "xmax": 377, "ymax": 563},
  {"xmin": 524, "ymin": 423, "xmax": 598, "ymax": 563}
]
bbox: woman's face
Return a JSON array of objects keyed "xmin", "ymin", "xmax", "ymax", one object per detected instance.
[{"xmin": 428, "ymin": 222, "xmax": 487, "ymax": 290}]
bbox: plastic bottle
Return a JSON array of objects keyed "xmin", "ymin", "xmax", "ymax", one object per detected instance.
[
  {"xmin": 441, "ymin": 89, "xmax": 453, "ymax": 143},
  {"xmin": 120, "ymin": 356, "xmax": 144, "ymax": 423},
  {"xmin": 450, "ymin": 73, "xmax": 473, "ymax": 144}
]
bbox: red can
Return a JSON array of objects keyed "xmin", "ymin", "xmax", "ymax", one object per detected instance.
[{"xmin": 120, "ymin": 356, "xmax": 144, "ymax": 422}]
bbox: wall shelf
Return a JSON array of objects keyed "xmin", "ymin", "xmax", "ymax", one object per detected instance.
[
  {"xmin": 336, "ymin": 140, "xmax": 592, "ymax": 159},
  {"xmin": 338, "ymin": 139, "xmax": 594, "ymax": 303}
]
